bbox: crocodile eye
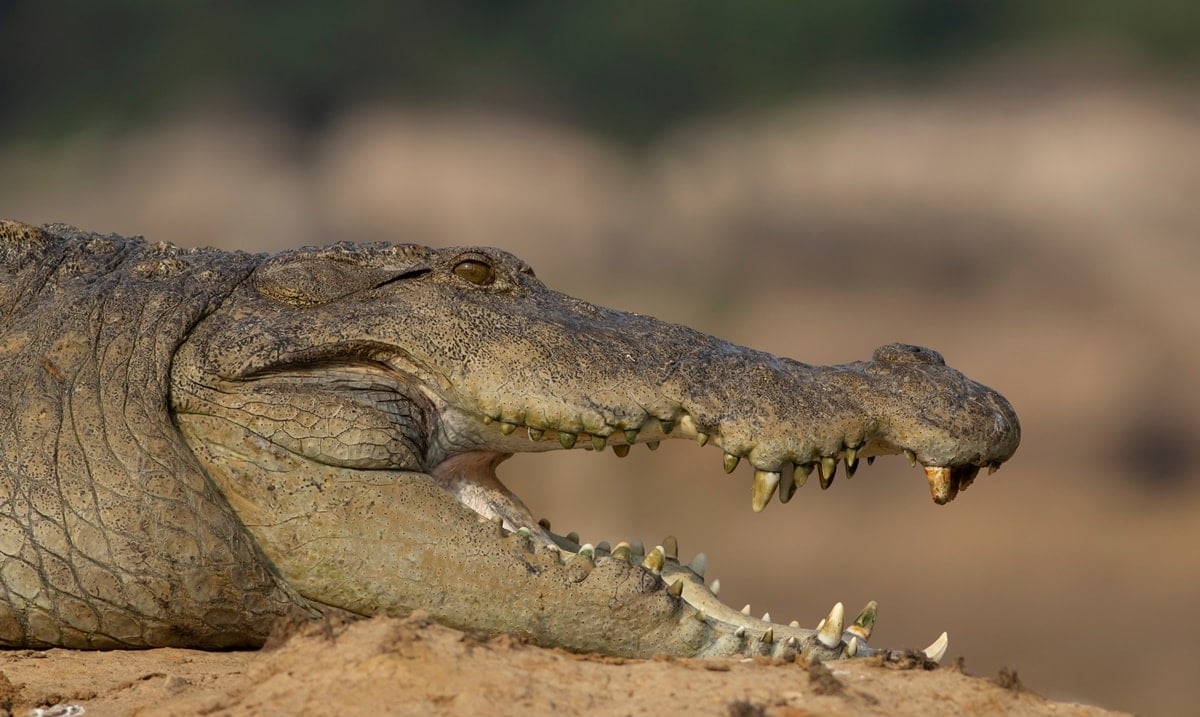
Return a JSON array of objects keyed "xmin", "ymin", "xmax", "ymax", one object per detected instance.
[{"xmin": 453, "ymin": 259, "xmax": 495, "ymax": 286}]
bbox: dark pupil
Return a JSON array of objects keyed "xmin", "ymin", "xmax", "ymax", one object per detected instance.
[{"xmin": 454, "ymin": 260, "xmax": 494, "ymax": 285}]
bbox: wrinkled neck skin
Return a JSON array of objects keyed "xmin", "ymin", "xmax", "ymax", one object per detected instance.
[{"xmin": 170, "ymin": 242, "xmax": 1019, "ymax": 662}]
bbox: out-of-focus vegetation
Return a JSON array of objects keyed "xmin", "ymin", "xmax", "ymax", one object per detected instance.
[{"xmin": 1, "ymin": 0, "xmax": 1198, "ymax": 142}]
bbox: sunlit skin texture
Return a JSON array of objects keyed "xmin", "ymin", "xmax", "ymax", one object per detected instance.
[{"xmin": 0, "ymin": 220, "xmax": 1018, "ymax": 659}]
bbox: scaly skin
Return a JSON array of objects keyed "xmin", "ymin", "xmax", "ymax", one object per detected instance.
[{"xmin": 0, "ymin": 220, "xmax": 1019, "ymax": 660}]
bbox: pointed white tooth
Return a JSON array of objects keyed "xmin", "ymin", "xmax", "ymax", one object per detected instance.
[
  {"xmin": 761, "ymin": 628, "xmax": 774, "ymax": 644},
  {"xmin": 816, "ymin": 602, "xmax": 845, "ymax": 648},
  {"xmin": 923, "ymin": 632, "xmax": 949, "ymax": 663},
  {"xmin": 741, "ymin": 604, "xmax": 752, "ymax": 616},
  {"xmin": 761, "ymin": 612, "xmax": 771, "ymax": 623},
  {"xmin": 845, "ymin": 636, "xmax": 859, "ymax": 658},
  {"xmin": 710, "ymin": 578, "xmax": 721, "ymax": 596},
  {"xmin": 752, "ymin": 470, "xmax": 781, "ymax": 512},
  {"xmin": 734, "ymin": 626, "xmax": 746, "ymax": 638},
  {"xmin": 786, "ymin": 636, "xmax": 798, "ymax": 648},
  {"xmin": 788, "ymin": 620, "xmax": 800, "ymax": 628},
  {"xmin": 688, "ymin": 553, "xmax": 707, "ymax": 578}
]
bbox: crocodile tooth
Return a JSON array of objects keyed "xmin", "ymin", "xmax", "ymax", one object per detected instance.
[
  {"xmin": 794, "ymin": 462, "xmax": 812, "ymax": 488},
  {"xmin": 659, "ymin": 418, "xmax": 675, "ymax": 434},
  {"xmin": 845, "ymin": 446, "xmax": 858, "ymax": 476},
  {"xmin": 818, "ymin": 457, "xmax": 837, "ymax": 489},
  {"xmin": 642, "ymin": 546, "xmax": 665, "ymax": 572},
  {"xmin": 923, "ymin": 632, "xmax": 949, "ymax": 663},
  {"xmin": 483, "ymin": 415, "xmax": 494, "ymax": 425},
  {"xmin": 988, "ymin": 462, "xmax": 1001, "ymax": 475},
  {"xmin": 816, "ymin": 602, "xmax": 845, "ymax": 648},
  {"xmin": 695, "ymin": 432, "xmax": 709, "ymax": 446},
  {"xmin": 778, "ymin": 465, "xmax": 797, "ymax": 503},
  {"xmin": 751, "ymin": 470, "xmax": 781, "ymax": 512},
  {"xmin": 527, "ymin": 427, "xmax": 544, "ymax": 441},
  {"xmin": 904, "ymin": 449, "xmax": 918, "ymax": 467},
  {"xmin": 958, "ymin": 464, "xmax": 981, "ymax": 492},
  {"xmin": 786, "ymin": 636, "xmax": 799, "ymax": 649},
  {"xmin": 624, "ymin": 429, "xmax": 638, "ymax": 445},
  {"xmin": 666, "ymin": 580, "xmax": 684, "ymax": 597},
  {"xmin": 537, "ymin": 518, "xmax": 551, "ymax": 531},
  {"xmin": 848, "ymin": 600, "xmax": 878, "ymax": 641},
  {"xmin": 845, "ymin": 636, "xmax": 859, "ymax": 658},
  {"xmin": 566, "ymin": 531, "xmax": 580, "ymax": 544},
  {"xmin": 558, "ymin": 432, "xmax": 578, "ymax": 449},
  {"xmin": 723, "ymin": 453, "xmax": 740, "ymax": 474},
  {"xmin": 788, "ymin": 620, "xmax": 800, "ymax": 628},
  {"xmin": 596, "ymin": 541, "xmax": 611, "ymax": 553},
  {"xmin": 500, "ymin": 421, "xmax": 517, "ymax": 435},
  {"xmin": 662, "ymin": 536, "xmax": 679, "ymax": 560},
  {"xmin": 867, "ymin": 456, "xmax": 875, "ymax": 466},
  {"xmin": 612, "ymin": 444, "xmax": 630, "ymax": 457},
  {"xmin": 588, "ymin": 434, "xmax": 605, "ymax": 451},
  {"xmin": 516, "ymin": 527, "xmax": 532, "ymax": 539},
  {"xmin": 845, "ymin": 455, "xmax": 858, "ymax": 478},
  {"xmin": 925, "ymin": 466, "xmax": 954, "ymax": 504},
  {"xmin": 631, "ymin": 540, "xmax": 645, "ymax": 558},
  {"xmin": 710, "ymin": 579, "xmax": 721, "ymax": 596},
  {"xmin": 734, "ymin": 626, "xmax": 746, "ymax": 638},
  {"xmin": 741, "ymin": 604, "xmax": 752, "ymax": 616},
  {"xmin": 761, "ymin": 628, "xmax": 774, "ymax": 644},
  {"xmin": 611, "ymin": 541, "xmax": 632, "ymax": 563},
  {"xmin": 646, "ymin": 440, "xmax": 660, "ymax": 451},
  {"xmin": 761, "ymin": 612, "xmax": 770, "ymax": 623},
  {"xmin": 688, "ymin": 553, "xmax": 707, "ymax": 578},
  {"xmin": 578, "ymin": 543, "xmax": 595, "ymax": 558},
  {"xmin": 694, "ymin": 610, "xmax": 707, "ymax": 623}
]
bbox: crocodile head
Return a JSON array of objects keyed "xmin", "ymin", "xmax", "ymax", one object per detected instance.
[{"xmin": 170, "ymin": 242, "xmax": 1019, "ymax": 661}]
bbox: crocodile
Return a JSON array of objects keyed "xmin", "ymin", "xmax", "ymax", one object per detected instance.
[{"xmin": 0, "ymin": 219, "xmax": 1019, "ymax": 661}]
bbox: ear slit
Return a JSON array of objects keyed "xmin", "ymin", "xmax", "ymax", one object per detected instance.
[{"xmin": 373, "ymin": 268, "xmax": 432, "ymax": 289}]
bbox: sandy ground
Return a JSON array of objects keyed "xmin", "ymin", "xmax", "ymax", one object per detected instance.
[
  {"xmin": 0, "ymin": 612, "xmax": 1123, "ymax": 717},
  {"xmin": 2, "ymin": 66, "xmax": 1198, "ymax": 715}
]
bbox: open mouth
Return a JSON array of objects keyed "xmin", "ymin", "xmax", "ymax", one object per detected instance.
[{"xmin": 426, "ymin": 405, "xmax": 1002, "ymax": 663}]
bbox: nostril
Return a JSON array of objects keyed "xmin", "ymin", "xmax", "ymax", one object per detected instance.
[{"xmin": 871, "ymin": 343, "xmax": 946, "ymax": 366}]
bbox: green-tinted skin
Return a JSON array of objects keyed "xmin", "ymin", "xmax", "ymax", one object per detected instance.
[{"xmin": 0, "ymin": 221, "xmax": 1018, "ymax": 659}]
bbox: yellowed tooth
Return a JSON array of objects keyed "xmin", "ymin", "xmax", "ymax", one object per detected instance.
[
  {"xmin": 723, "ymin": 453, "xmax": 740, "ymax": 474},
  {"xmin": 924, "ymin": 466, "xmax": 954, "ymax": 504},
  {"xmin": 500, "ymin": 421, "xmax": 517, "ymax": 435},
  {"xmin": 778, "ymin": 465, "xmax": 797, "ymax": 503},
  {"xmin": 751, "ymin": 470, "xmax": 781, "ymax": 512},
  {"xmin": 695, "ymin": 432, "xmax": 709, "ymax": 447},
  {"xmin": 641, "ymin": 546, "xmax": 665, "ymax": 572}
]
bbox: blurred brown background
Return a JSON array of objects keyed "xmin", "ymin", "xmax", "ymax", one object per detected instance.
[{"xmin": 2, "ymin": 3, "xmax": 1198, "ymax": 714}]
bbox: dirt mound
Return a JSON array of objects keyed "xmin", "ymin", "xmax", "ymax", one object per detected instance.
[{"xmin": 0, "ymin": 613, "xmax": 1121, "ymax": 717}]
